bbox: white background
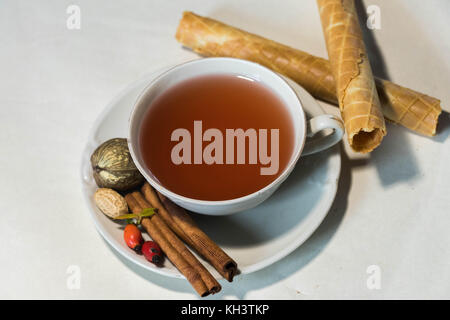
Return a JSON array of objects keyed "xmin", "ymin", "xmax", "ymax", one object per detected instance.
[{"xmin": 0, "ymin": 0, "xmax": 449, "ymax": 299}]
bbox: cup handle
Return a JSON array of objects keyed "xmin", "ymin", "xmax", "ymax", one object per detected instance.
[{"xmin": 302, "ymin": 114, "xmax": 344, "ymax": 156}]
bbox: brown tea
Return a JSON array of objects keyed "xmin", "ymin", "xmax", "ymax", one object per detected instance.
[{"xmin": 139, "ymin": 74, "xmax": 294, "ymax": 200}]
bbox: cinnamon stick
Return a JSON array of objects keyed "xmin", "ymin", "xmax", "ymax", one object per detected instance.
[
  {"xmin": 140, "ymin": 183, "xmax": 195, "ymax": 248},
  {"xmin": 141, "ymin": 183, "xmax": 238, "ymax": 281},
  {"xmin": 124, "ymin": 192, "xmax": 221, "ymax": 297}
]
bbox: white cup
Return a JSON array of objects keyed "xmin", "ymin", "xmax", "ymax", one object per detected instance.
[{"xmin": 128, "ymin": 58, "xmax": 343, "ymax": 215}]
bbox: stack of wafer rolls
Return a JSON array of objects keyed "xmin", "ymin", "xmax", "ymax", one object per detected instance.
[{"xmin": 175, "ymin": 11, "xmax": 442, "ymax": 142}]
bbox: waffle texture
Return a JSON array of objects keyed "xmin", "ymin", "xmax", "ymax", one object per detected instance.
[{"xmin": 175, "ymin": 11, "xmax": 441, "ymax": 139}]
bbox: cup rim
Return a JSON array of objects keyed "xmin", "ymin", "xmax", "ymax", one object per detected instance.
[{"xmin": 128, "ymin": 57, "xmax": 307, "ymax": 206}]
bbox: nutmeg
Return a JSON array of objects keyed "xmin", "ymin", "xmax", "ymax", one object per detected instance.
[
  {"xmin": 90, "ymin": 138, "xmax": 145, "ymax": 191},
  {"xmin": 94, "ymin": 188, "xmax": 129, "ymax": 218}
]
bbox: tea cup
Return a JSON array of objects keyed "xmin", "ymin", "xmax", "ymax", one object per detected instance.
[{"xmin": 128, "ymin": 58, "xmax": 344, "ymax": 215}]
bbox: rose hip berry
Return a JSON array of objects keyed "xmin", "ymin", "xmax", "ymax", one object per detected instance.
[
  {"xmin": 142, "ymin": 241, "xmax": 163, "ymax": 265},
  {"xmin": 124, "ymin": 224, "xmax": 143, "ymax": 253}
]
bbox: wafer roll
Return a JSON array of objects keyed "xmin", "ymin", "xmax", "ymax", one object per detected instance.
[
  {"xmin": 316, "ymin": 0, "xmax": 386, "ymax": 152},
  {"xmin": 175, "ymin": 11, "xmax": 441, "ymax": 137}
]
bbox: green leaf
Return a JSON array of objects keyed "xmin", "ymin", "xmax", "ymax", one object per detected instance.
[
  {"xmin": 140, "ymin": 207, "xmax": 156, "ymax": 217},
  {"xmin": 115, "ymin": 213, "xmax": 139, "ymax": 220},
  {"xmin": 137, "ymin": 207, "xmax": 156, "ymax": 224},
  {"xmin": 114, "ymin": 207, "xmax": 156, "ymax": 224}
]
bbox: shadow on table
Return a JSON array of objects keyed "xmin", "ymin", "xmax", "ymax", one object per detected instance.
[
  {"xmin": 104, "ymin": 239, "xmax": 196, "ymax": 297},
  {"xmin": 354, "ymin": 0, "xmax": 391, "ymax": 81},
  {"xmin": 435, "ymin": 111, "xmax": 450, "ymax": 143},
  {"xmin": 370, "ymin": 123, "xmax": 420, "ymax": 187},
  {"xmin": 355, "ymin": 1, "xmax": 422, "ymax": 187}
]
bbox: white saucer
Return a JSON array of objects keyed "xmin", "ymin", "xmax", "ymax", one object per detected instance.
[{"xmin": 80, "ymin": 63, "xmax": 341, "ymax": 279}]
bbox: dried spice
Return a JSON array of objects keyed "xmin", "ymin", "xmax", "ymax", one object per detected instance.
[
  {"xmin": 94, "ymin": 188, "xmax": 129, "ymax": 218},
  {"xmin": 91, "ymin": 138, "xmax": 144, "ymax": 191}
]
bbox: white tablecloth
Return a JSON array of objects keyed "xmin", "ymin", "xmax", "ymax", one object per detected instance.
[{"xmin": 0, "ymin": 0, "xmax": 448, "ymax": 299}]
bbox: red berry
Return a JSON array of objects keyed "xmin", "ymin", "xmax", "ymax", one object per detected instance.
[
  {"xmin": 124, "ymin": 224, "xmax": 143, "ymax": 253},
  {"xmin": 142, "ymin": 241, "xmax": 163, "ymax": 265}
]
